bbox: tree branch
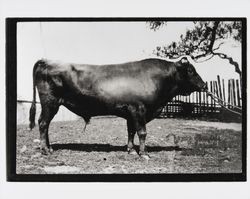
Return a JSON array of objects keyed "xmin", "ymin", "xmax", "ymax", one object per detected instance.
[
  {"xmin": 208, "ymin": 21, "xmax": 220, "ymax": 51},
  {"xmin": 193, "ymin": 54, "xmax": 215, "ymax": 63},
  {"xmin": 212, "ymin": 52, "xmax": 242, "ymax": 75},
  {"xmin": 212, "ymin": 42, "xmax": 225, "ymax": 51},
  {"xmin": 192, "ymin": 52, "xmax": 211, "ymax": 60}
]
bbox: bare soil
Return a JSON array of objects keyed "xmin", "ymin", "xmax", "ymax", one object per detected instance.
[{"xmin": 16, "ymin": 118, "xmax": 242, "ymax": 174}]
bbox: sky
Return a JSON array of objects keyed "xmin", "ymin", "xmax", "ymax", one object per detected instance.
[{"xmin": 17, "ymin": 21, "xmax": 242, "ymax": 100}]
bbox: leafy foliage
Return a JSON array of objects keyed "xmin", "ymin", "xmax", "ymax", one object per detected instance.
[{"xmin": 148, "ymin": 21, "xmax": 242, "ymax": 77}]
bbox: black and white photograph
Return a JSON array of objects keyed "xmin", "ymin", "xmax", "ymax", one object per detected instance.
[
  {"xmin": 1, "ymin": 0, "xmax": 250, "ymax": 198},
  {"xmin": 6, "ymin": 18, "xmax": 245, "ymax": 180}
]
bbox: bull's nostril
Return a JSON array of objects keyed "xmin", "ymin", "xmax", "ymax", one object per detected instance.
[
  {"xmin": 199, "ymin": 84, "xmax": 207, "ymax": 91},
  {"xmin": 203, "ymin": 84, "xmax": 208, "ymax": 91}
]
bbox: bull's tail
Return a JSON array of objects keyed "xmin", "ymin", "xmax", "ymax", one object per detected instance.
[{"xmin": 29, "ymin": 61, "xmax": 40, "ymax": 130}]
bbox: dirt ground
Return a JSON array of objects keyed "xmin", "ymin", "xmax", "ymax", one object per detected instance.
[{"xmin": 16, "ymin": 117, "xmax": 242, "ymax": 174}]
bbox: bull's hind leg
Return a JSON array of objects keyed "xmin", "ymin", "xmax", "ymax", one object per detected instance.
[
  {"xmin": 126, "ymin": 118, "xmax": 137, "ymax": 155},
  {"xmin": 38, "ymin": 102, "xmax": 59, "ymax": 155}
]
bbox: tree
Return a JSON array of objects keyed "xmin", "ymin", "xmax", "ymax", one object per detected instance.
[{"xmin": 148, "ymin": 21, "xmax": 242, "ymax": 81}]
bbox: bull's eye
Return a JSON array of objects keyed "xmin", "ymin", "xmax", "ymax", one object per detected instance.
[{"xmin": 188, "ymin": 68, "xmax": 194, "ymax": 75}]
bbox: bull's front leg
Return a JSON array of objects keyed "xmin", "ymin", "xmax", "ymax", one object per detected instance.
[
  {"xmin": 137, "ymin": 125, "xmax": 149, "ymax": 160},
  {"xmin": 128, "ymin": 104, "xmax": 150, "ymax": 159}
]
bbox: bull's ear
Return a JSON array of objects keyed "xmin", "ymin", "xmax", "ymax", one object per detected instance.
[
  {"xmin": 176, "ymin": 57, "xmax": 189, "ymax": 69},
  {"xmin": 180, "ymin": 57, "xmax": 189, "ymax": 64}
]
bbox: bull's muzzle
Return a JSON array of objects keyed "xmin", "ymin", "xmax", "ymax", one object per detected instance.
[{"xmin": 200, "ymin": 83, "xmax": 208, "ymax": 92}]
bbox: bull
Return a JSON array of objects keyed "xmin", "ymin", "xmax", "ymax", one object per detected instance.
[{"xmin": 29, "ymin": 57, "xmax": 207, "ymax": 159}]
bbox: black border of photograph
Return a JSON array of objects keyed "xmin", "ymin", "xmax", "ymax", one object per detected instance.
[{"xmin": 6, "ymin": 17, "xmax": 247, "ymax": 182}]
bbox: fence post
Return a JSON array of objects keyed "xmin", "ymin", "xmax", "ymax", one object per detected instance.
[
  {"xmin": 228, "ymin": 79, "xmax": 231, "ymax": 109},
  {"xmin": 210, "ymin": 81, "xmax": 214, "ymax": 113},
  {"xmin": 230, "ymin": 79, "xmax": 234, "ymax": 106},
  {"xmin": 214, "ymin": 81, "xmax": 219, "ymax": 98},
  {"xmin": 205, "ymin": 82, "xmax": 209, "ymax": 113},
  {"xmin": 222, "ymin": 79, "xmax": 226, "ymax": 105},
  {"xmin": 203, "ymin": 90, "xmax": 206, "ymax": 114},
  {"xmin": 232, "ymin": 79, "xmax": 237, "ymax": 107},
  {"xmin": 236, "ymin": 79, "xmax": 241, "ymax": 107},
  {"xmin": 217, "ymin": 75, "xmax": 222, "ymax": 100},
  {"xmin": 198, "ymin": 91, "xmax": 201, "ymax": 114}
]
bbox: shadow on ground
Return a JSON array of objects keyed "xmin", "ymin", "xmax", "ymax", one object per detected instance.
[{"xmin": 51, "ymin": 143, "xmax": 182, "ymax": 153}]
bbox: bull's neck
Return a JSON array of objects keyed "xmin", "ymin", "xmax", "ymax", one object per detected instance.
[
  {"xmin": 166, "ymin": 85, "xmax": 179, "ymax": 101},
  {"xmin": 157, "ymin": 84, "xmax": 179, "ymax": 107}
]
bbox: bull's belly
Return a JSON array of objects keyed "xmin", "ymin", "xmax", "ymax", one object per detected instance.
[
  {"xmin": 61, "ymin": 93, "xmax": 166, "ymax": 123},
  {"xmin": 61, "ymin": 97, "xmax": 112, "ymax": 117}
]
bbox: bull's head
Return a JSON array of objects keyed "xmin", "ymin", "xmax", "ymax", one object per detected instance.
[{"xmin": 175, "ymin": 57, "xmax": 207, "ymax": 95}]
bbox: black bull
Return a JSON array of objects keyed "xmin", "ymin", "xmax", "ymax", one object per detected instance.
[{"xmin": 29, "ymin": 57, "xmax": 207, "ymax": 158}]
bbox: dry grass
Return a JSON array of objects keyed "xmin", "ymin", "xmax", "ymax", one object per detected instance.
[{"xmin": 16, "ymin": 118, "xmax": 242, "ymax": 174}]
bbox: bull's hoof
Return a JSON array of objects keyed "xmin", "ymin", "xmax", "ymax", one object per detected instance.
[
  {"xmin": 40, "ymin": 147, "xmax": 53, "ymax": 155},
  {"xmin": 140, "ymin": 153, "xmax": 150, "ymax": 160},
  {"xmin": 41, "ymin": 148, "xmax": 49, "ymax": 155},
  {"xmin": 49, "ymin": 147, "xmax": 54, "ymax": 153},
  {"xmin": 128, "ymin": 148, "xmax": 137, "ymax": 155}
]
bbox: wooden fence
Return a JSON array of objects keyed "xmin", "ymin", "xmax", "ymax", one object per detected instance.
[{"xmin": 160, "ymin": 76, "xmax": 242, "ymax": 118}]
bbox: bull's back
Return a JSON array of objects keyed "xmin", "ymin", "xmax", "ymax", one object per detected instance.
[
  {"xmin": 84, "ymin": 59, "xmax": 168, "ymax": 103},
  {"xmin": 35, "ymin": 58, "xmax": 170, "ymax": 104}
]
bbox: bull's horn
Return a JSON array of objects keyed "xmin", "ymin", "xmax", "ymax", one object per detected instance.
[{"xmin": 165, "ymin": 55, "xmax": 193, "ymax": 63}]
